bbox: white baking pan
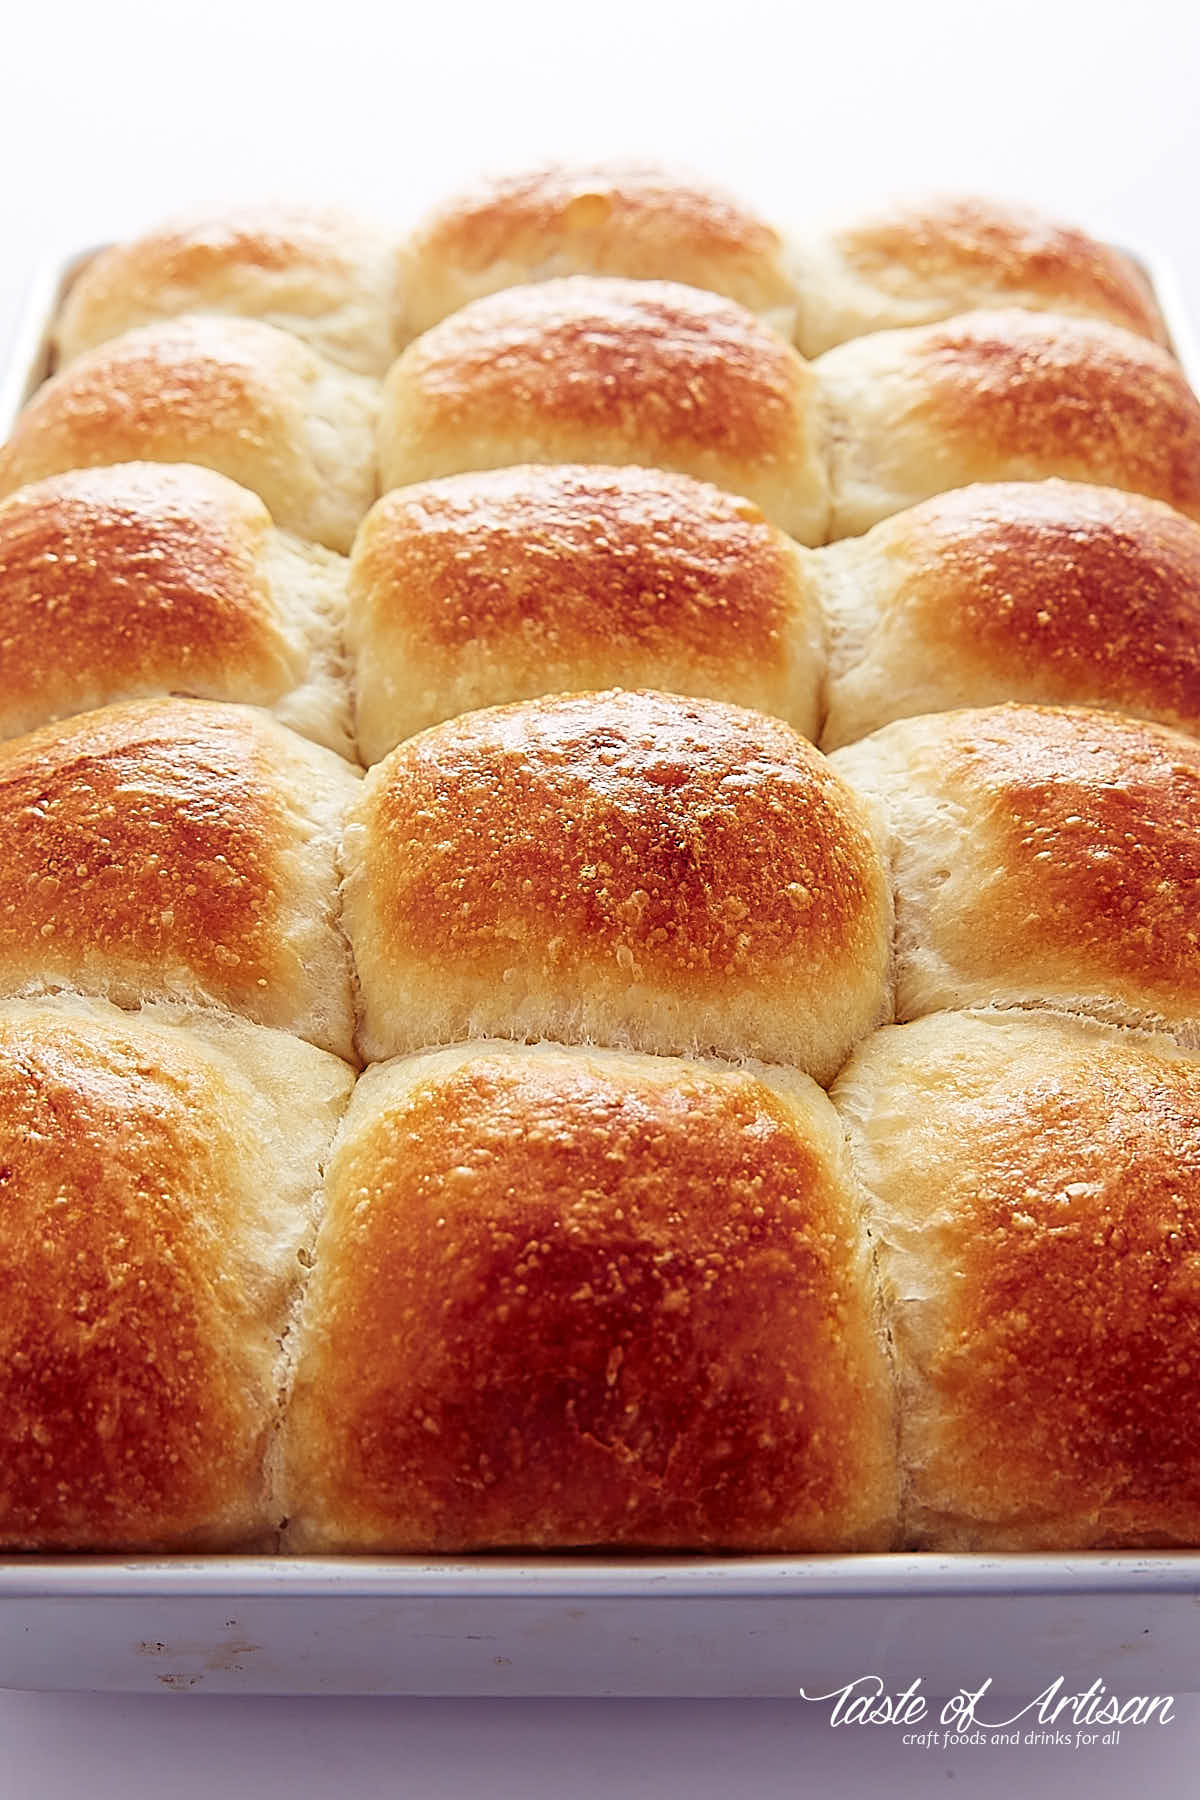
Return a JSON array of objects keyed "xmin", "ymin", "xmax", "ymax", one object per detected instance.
[
  {"xmin": 5, "ymin": 1554, "xmax": 1200, "ymax": 1697},
  {"xmin": 1, "ymin": 242, "xmax": 1198, "ymax": 1698}
]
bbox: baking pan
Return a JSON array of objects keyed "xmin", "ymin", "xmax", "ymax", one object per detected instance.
[{"xmin": 1, "ymin": 239, "xmax": 1199, "ymax": 1698}]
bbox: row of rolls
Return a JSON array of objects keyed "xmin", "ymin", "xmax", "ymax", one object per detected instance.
[
  {"xmin": 6, "ymin": 661, "xmax": 1200, "ymax": 1553},
  {"xmin": 5, "ymin": 175, "xmax": 1200, "ymax": 560},
  {"xmin": 8, "ymin": 459, "xmax": 1200, "ymax": 763},
  {"xmin": 6, "ymin": 669, "xmax": 1200, "ymax": 1085},
  {"xmin": 3, "ymin": 168, "xmax": 1200, "ymax": 1557}
]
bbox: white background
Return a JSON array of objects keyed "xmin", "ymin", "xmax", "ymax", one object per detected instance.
[{"xmin": 3, "ymin": 0, "xmax": 1200, "ymax": 1790}]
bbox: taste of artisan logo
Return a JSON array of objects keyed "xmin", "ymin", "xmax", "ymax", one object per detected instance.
[{"xmin": 797, "ymin": 1675, "xmax": 1175, "ymax": 1748}]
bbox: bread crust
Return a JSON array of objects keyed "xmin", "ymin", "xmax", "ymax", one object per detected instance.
[
  {"xmin": 0, "ymin": 316, "xmax": 379, "ymax": 553},
  {"xmin": 833, "ymin": 1010, "xmax": 1200, "ymax": 1548},
  {"xmin": 817, "ymin": 309, "xmax": 1200, "ymax": 538},
  {"xmin": 398, "ymin": 161, "xmax": 798, "ymax": 343},
  {"xmin": 0, "ymin": 462, "xmax": 352, "ymax": 753},
  {"xmin": 796, "ymin": 194, "xmax": 1169, "ymax": 356},
  {"xmin": 832, "ymin": 702, "xmax": 1200, "ymax": 1040},
  {"xmin": 342, "ymin": 688, "xmax": 890, "ymax": 1078},
  {"xmin": 56, "ymin": 206, "xmax": 398, "ymax": 375},
  {"xmin": 347, "ymin": 464, "xmax": 824, "ymax": 760},
  {"xmin": 820, "ymin": 480, "xmax": 1200, "ymax": 748},
  {"xmin": 380, "ymin": 277, "xmax": 829, "ymax": 544},
  {"xmin": 285, "ymin": 1040, "xmax": 898, "ymax": 1552},
  {"xmin": 0, "ymin": 696, "xmax": 360, "ymax": 1055},
  {"xmin": 0, "ymin": 994, "xmax": 353, "ymax": 1550}
]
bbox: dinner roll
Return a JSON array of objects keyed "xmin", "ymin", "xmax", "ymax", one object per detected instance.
[
  {"xmin": 285, "ymin": 1039, "xmax": 898, "ymax": 1552},
  {"xmin": 0, "ymin": 697, "xmax": 359, "ymax": 1057},
  {"xmin": 397, "ymin": 161, "xmax": 799, "ymax": 344},
  {"xmin": 794, "ymin": 194, "xmax": 1168, "ymax": 357},
  {"xmin": 341, "ymin": 689, "xmax": 891, "ymax": 1079},
  {"xmin": 820, "ymin": 481, "xmax": 1200, "ymax": 750},
  {"xmin": 0, "ymin": 993, "xmax": 352, "ymax": 1551},
  {"xmin": 0, "ymin": 463, "xmax": 351, "ymax": 754},
  {"xmin": 379, "ymin": 277, "xmax": 829, "ymax": 544},
  {"xmin": 816, "ymin": 309, "xmax": 1200, "ymax": 538},
  {"xmin": 833, "ymin": 1009, "xmax": 1200, "ymax": 1548},
  {"xmin": 347, "ymin": 464, "xmax": 825, "ymax": 762},
  {"xmin": 832, "ymin": 703, "xmax": 1200, "ymax": 1042},
  {"xmin": 55, "ymin": 206, "xmax": 398, "ymax": 376},
  {"xmin": 0, "ymin": 316, "xmax": 379, "ymax": 553}
]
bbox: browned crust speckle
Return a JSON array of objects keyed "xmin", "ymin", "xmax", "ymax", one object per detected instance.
[
  {"xmin": 843, "ymin": 1015, "xmax": 1200, "ymax": 1546},
  {"xmin": 838, "ymin": 196, "xmax": 1169, "ymax": 345},
  {"xmin": 400, "ymin": 161, "xmax": 795, "ymax": 335},
  {"xmin": 0, "ymin": 317, "xmax": 291, "ymax": 502},
  {"xmin": 55, "ymin": 206, "xmax": 395, "ymax": 374},
  {"xmin": 939, "ymin": 705, "xmax": 1200, "ymax": 998},
  {"xmin": 0, "ymin": 464, "xmax": 294, "ymax": 728},
  {"xmin": 357, "ymin": 688, "xmax": 883, "ymax": 1003},
  {"xmin": 941, "ymin": 1057, "xmax": 1200, "ymax": 1542},
  {"xmin": 351, "ymin": 463, "xmax": 802, "ymax": 673},
  {"xmin": 290, "ymin": 1049, "xmax": 896, "ymax": 1550},
  {"xmin": 0, "ymin": 698, "xmax": 285, "ymax": 1006},
  {"xmin": 0, "ymin": 1008, "xmax": 265, "ymax": 1548},
  {"xmin": 913, "ymin": 311, "xmax": 1200, "ymax": 521},
  {"xmin": 387, "ymin": 276, "xmax": 809, "ymax": 464},
  {"xmin": 67, "ymin": 208, "xmax": 356, "ymax": 306},
  {"xmin": 877, "ymin": 481, "xmax": 1200, "ymax": 734},
  {"xmin": 418, "ymin": 162, "xmax": 785, "ymax": 275}
]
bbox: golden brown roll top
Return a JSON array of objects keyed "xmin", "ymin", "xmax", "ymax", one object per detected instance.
[
  {"xmin": 284, "ymin": 1039, "xmax": 898, "ymax": 1553},
  {"xmin": 341, "ymin": 688, "xmax": 891, "ymax": 1079},
  {"xmin": 832, "ymin": 702, "xmax": 1200, "ymax": 1041},
  {"xmin": 55, "ymin": 206, "xmax": 398, "ymax": 376},
  {"xmin": 347, "ymin": 464, "xmax": 825, "ymax": 762},
  {"xmin": 833, "ymin": 1010, "xmax": 1200, "ymax": 1549},
  {"xmin": 816, "ymin": 309, "xmax": 1200, "ymax": 538},
  {"xmin": 397, "ymin": 160, "xmax": 800, "ymax": 344},
  {"xmin": 0, "ymin": 697, "xmax": 359, "ymax": 1057},
  {"xmin": 379, "ymin": 276, "xmax": 830, "ymax": 544},
  {"xmin": 819, "ymin": 481, "xmax": 1200, "ymax": 749},
  {"xmin": 0, "ymin": 316, "xmax": 379, "ymax": 553},
  {"xmin": 0, "ymin": 994, "xmax": 353, "ymax": 1551},
  {"xmin": 0, "ymin": 463, "xmax": 351, "ymax": 754},
  {"xmin": 794, "ymin": 194, "xmax": 1169, "ymax": 357}
]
